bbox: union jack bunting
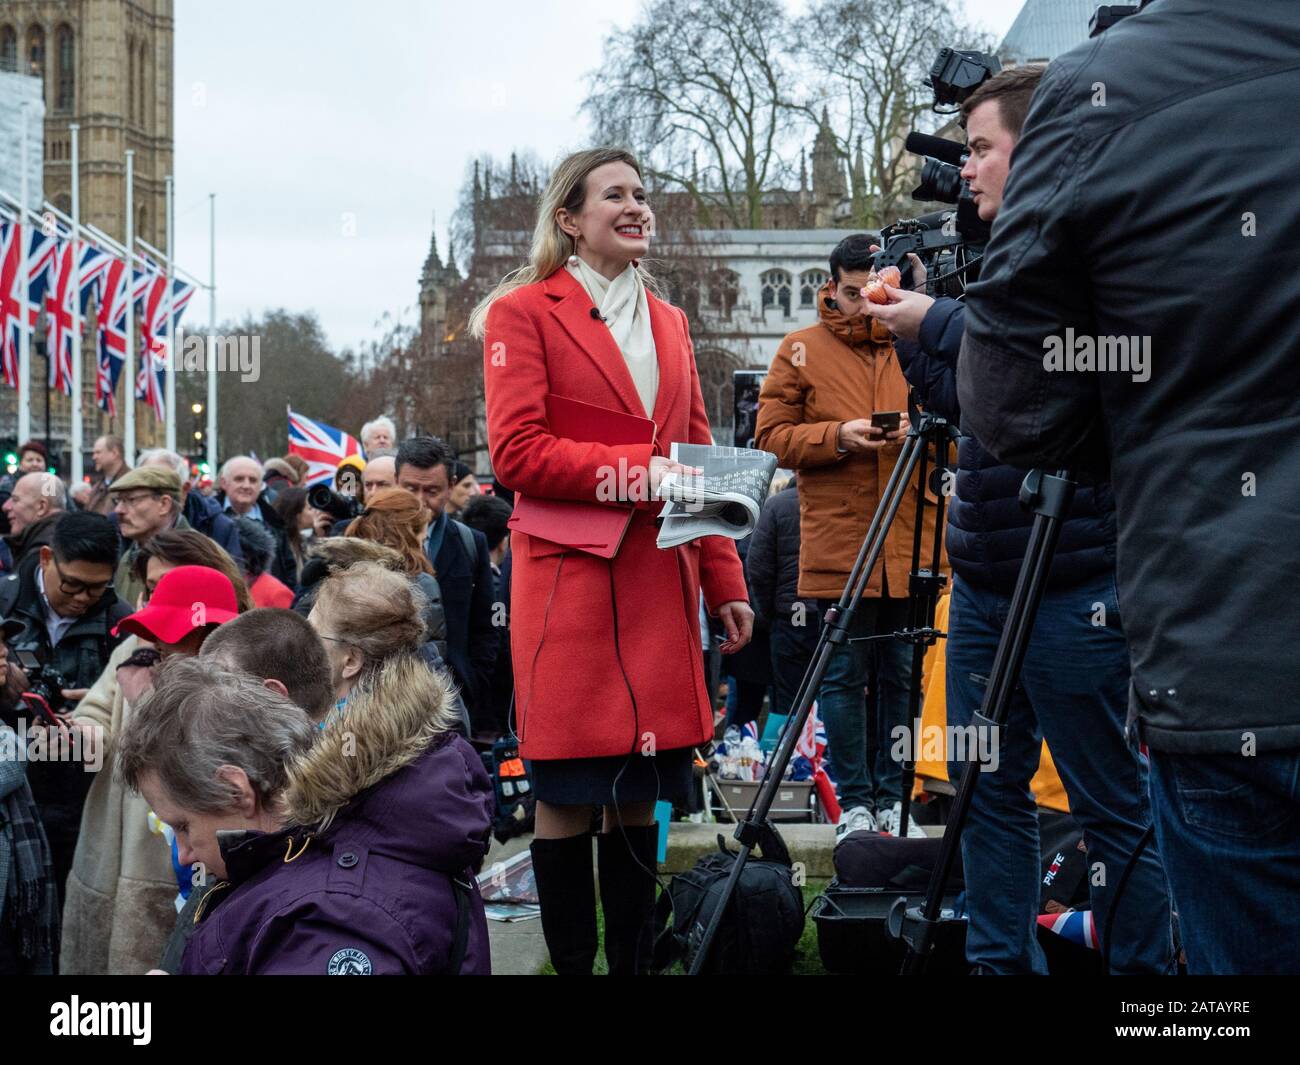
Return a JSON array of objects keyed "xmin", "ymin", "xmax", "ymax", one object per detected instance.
[
  {"xmin": 93, "ymin": 256, "xmax": 132, "ymax": 414},
  {"xmin": 133, "ymin": 268, "xmax": 196, "ymax": 421},
  {"xmin": 44, "ymin": 238, "xmax": 115, "ymax": 396},
  {"xmin": 288, "ymin": 408, "xmax": 362, "ymax": 486},
  {"xmin": 0, "ymin": 221, "xmax": 58, "ymax": 390}
]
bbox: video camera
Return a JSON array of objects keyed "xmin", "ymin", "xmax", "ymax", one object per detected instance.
[
  {"xmin": 308, "ymin": 482, "xmax": 362, "ymax": 524},
  {"xmin": 871, "ymin": 47, "xmax": 1000, "ymax": 299}
]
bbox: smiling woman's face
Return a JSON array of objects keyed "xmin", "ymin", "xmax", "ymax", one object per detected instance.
[{"xmin": 558, "ymin": 161, "xmax": 653, "ymax": 275}]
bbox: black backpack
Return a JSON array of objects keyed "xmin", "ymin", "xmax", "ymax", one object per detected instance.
[{"xmin": 652, "ymin": 827, "xmax": 804, "ymax": 975}]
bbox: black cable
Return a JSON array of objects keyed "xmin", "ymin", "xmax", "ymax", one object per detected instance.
[
  {"xmin": 511, "ymin": 552, "xmax": 566, "ymax": 745},
  {"xmin": 1100, "ymin": 823, "xmax": 1156, "ymax": 975}
]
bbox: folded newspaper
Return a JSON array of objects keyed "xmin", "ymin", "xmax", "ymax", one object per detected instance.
[{"xmin": 656, "ymin": 443, "xmax": 779, "ymax": 548}]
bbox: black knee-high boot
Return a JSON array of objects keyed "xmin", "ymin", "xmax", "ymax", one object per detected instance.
[
  {"xmin": 597, "ymin": 824, "xmax": 660, "ymax": 976},
  {"xmin": 530, "ymin": 833, "xmax": 597, "ymax": 975}
]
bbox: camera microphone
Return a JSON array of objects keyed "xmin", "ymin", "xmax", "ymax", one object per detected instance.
[
  {"xmin": 590, "ymin": 308, "xmax": 607, "ymax": 323},
  {"xmin": 905, "ymin": 130, "xmax": 967, "ymax": 167}
]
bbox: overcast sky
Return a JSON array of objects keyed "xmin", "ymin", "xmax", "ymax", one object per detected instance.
[{"xmin": 173, "ymin": 0, "xmax": 1030, "ymax": 352}]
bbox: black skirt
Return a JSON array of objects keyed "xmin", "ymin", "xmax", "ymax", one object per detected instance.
[{"xmin": 530, "ymin": 746, "xmax": 695, "ymax": 806}]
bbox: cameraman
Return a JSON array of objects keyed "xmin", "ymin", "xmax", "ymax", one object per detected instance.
[
  {"xmin": 957, "ymin": 3, "xmax": 1299, "ymax": 975},
  {"xmin": 866, "ymin": 65, "xmax": 1172, "ymax": 974},
  {"xmin": 0, "ymin": 511, "xmax": 131, "ymax": 906}
]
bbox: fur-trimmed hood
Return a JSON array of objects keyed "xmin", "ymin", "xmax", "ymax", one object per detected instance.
[{"xmin": 281, "ymin": 654, "xmax": 491, "ymax": 875}]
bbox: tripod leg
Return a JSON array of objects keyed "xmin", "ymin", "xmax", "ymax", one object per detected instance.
[{"xmin": 900, "ymin": 470, "xmax": 1075, "ymax": 975}]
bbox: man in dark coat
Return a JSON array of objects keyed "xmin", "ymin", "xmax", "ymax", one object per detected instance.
[
  {"xmin": 3, "ymin": 473, "xmax": 67, "ymax": 572},
  {"xmin": 746, "ymin": 478, "xmax": 820, "ymax": 727},
  {"xmin": 867, "ymin": 63, "xmax": 1172, "ymax": 974},
  {"xmin": 956, "ymin": 1, "xmax": 1300, "ymax": 974},
  {"xmin": 0, "ymin": 511, "xmax": 131, "ymax": 908},
  {"xmin": 396, "ymin": 436, "xmax": 497, "ymax": 733},
  {"xmin": 216, "ymin": 455, "xmax": 295, "ymax": 589},
  {"xmin": 138, "ymin": 449, "xmax": 243, "ymax": 566}
]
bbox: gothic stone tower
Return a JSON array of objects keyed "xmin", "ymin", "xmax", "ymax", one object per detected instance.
[{"xmin": 1, "ymin": 0, "xmax": 174, "ymax": 458}]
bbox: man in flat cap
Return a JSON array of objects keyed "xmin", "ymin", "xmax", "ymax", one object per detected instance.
[{"xmin": 108, "ymin": 466, "xmax": 188, "ymax": 609}]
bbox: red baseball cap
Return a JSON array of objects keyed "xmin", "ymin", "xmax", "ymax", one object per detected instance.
[{"xmin": 114, "ymin": 565, "xmax": 239, "ymax": 644}]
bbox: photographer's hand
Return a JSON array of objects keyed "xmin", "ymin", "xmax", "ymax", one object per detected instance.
[
  {"xmin": 906, "ymin": 253, "xmax": 927, "ymax": 292},
  {"xmin": 864, "ymin": 287, "xmax": 934, "ymax": 342},
  {"xmin": 837, "ymin": 419, "xmax": 888, "ymax": 453}
]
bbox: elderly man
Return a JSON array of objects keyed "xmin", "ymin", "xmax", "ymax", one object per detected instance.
[
  {"xmin": 108, "ymin": 466, "xmax": 187, "ymax": 609},
  {"xmin": 361, "ymin": 450, "xmax": 397, "ymax": 496},
  {"xmin": 87, "ymin": 435, "xmax": 130, "ymax": 516},
  {"xmin": 140, "ymin": 449, "xmax": 242, "ymax": 564},
  {"xmin": 4, "ymin": 472, "xmax": 67, "ymax": 571},
  {"xmin": 360, "ymin": 415, "xmax": 396, "ymax": 456},
  {"xmin": 218, "ymin": 455, "xmax": 296, "ymax": 589}
]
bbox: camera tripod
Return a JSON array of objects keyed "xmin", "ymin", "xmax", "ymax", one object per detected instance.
[
  {"xmin": 688, "ymin": 409, "xmax": 957, "ymax": 975},
  {"xmin": 891, "ymin": 468, "xmax": 1076, "ymax": 974}
]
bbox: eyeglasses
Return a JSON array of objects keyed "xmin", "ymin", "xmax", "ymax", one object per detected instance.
[
  {"xmin": 113, "ymin": 490, "xmax": 163, "ymax": 509},
  {"xmin": 50, "ymin": 556, "xmax": 113, "ymax": 599}
]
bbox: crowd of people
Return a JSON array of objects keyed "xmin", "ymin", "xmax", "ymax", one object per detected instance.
[
  {"xmin": 0, "ymin": 3, "xmax": 1292, "ymax": 979},
  {"xmin": 0, "ymin": 426, "xmax": 504, "ymax": 974}
]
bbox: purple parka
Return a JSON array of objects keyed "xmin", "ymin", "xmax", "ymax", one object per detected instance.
[{"xmin": 181, "ymin": 718, "xmax": 495, "ymax": 975}]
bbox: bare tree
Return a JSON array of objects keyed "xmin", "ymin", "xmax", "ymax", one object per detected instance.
[
  {"xmin": 584, "ymin": 0, "xmax": 809, "ymax": 229},
  {"xmin": 797, "ymin": 0, "xmax": 996, "ymax": 224}
]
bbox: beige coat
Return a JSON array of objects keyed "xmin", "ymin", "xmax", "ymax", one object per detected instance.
[{"xmin": 60, "ymin": 637, "xmax": 179, "ymax": 975}]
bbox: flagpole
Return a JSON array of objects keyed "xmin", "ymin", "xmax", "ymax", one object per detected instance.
[
  {"xmin": 18, "ymin": 100, "xmax": 31, "ymax": 447},
  {"xmin": 124, "ymin": 149, "xmax": 135, "ymax": 462},
  {"xmin": 70, "ymin": 124, "xmax": 83, "ymax": 484},
  {"xmin": 164, "ymin": 175, "xmax": 175, "ymax": 451},
  {"xmin": 207, "ymin": 193, "xmax": 217, "ymax": 472}
]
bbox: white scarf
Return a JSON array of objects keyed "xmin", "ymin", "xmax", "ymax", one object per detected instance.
[{"xmin": 566, "ymin": 257, "xmax": 659, "ymax": 418}]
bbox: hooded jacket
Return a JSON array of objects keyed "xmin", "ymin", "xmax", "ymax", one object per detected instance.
[
  {"xmin": 755, "ymin": 282, "xmax": 944, "ymax": 600},
  {"xmin": 180, "ymin": 654, "xmax": 494, "ymax": 975},
  {"xmin": 182, "ymin": 492, "xmax": 244, "ymax": 566}
]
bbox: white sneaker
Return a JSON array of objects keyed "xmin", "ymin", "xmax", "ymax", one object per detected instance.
[
  {"xmin": 834, "ymin": 805, "xmax": 877, "ymax": 846},
  {"xmin": 879, "ymin": 801, "xmax": 927, "ymax": 838}
]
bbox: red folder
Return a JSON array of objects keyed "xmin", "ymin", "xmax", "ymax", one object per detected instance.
[{"xmin": 506, "ymin": 394, "xmax": 656, "ymax": 559}]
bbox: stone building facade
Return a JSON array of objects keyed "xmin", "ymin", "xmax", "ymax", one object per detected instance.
[{"xmin": 1, "ymin": 0, "xmax": 173, "ymax": 463}]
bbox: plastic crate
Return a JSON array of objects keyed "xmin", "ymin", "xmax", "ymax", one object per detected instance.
[
  {"xmin": 811, "ymin": 879, "xmax": 968, "ymax": 975},
  {"xmin": 710, "ymin": 778, "xmax": 816, "ymax": 823}
]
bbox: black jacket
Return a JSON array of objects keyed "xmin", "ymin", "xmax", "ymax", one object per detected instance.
[
  {"xmin": 5, "ymin": 513, "xmax": 62, "ymax": 574},
  {"xmin": 0, "ymin": 554, "xmax": 132, "ymax": 890},
  {"xmin": 217, "ymin": 491, "xmax": 297, "ymax": 590},
  {"xmin": 957, "ymin": 0, "xmax": 1300, "ymax": 753},
  {"xmin": 746, "ymin": 480, "xmax": 818, "ymax": 626},
  {"xmin": 427, "ymin": 518, "xmax": 497, "ymax": 726},
  {"xmin": 896, "ymin": 297, "xmax": 1116, "ymax": 593},
  {"xmin": 184, "ymin": 491, "xmax": 244, "ymax": 567}
]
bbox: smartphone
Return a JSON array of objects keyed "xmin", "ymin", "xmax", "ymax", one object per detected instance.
[{"xmin": 871, "ymin": 411, "xmax": 903, "ymax": 435}]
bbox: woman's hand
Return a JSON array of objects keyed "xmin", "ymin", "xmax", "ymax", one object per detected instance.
[
  {"xmin": 649, "ymin": 455, "xmax": 703, "ymax": 496},
  {"xmin": 716, "ymin": 600, "xmax": 754, "ymax": 654}
]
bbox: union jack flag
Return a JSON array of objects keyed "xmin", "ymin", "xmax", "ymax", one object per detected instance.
[
  {"xmin": 133, "ymin": 268, "xmax": 196, "ymax": 421},
  {"xmin": 92, "ymin": 256, "xmax": 132, "ymax": 414},
  {"xmin": 44, "ymin": 237, "xmax": 115, "ymax": 396},
  {"xmin": 0, "ymin": 221, "xmax": 58, "ymax": 390},
  {"xmin": 288, "ymin": 408, "xmax": 362, "ymax": 486}
]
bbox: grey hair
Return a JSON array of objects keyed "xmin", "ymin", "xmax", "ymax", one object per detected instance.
[
  {"xmin": 365, "ymin": 448, "xmax": 398, "ymax": 460},
  {"xmin": 139, "ymin": 448, "xmax": 191, "ymax": 486},
  {"xmin": 219, "ymin": 455, "xmax": 264, "ymax": 482},
  {"xmin": 360, "ymin": 416, "xmax": 397, "ymax": 449},
  {"xmin": 116, "ymin": 656, "xmax": 316, "ymax": 814}
]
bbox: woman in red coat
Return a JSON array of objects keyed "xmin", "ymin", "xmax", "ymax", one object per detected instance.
[{"xmin": 475, "ymin": 147, "xmax": 753, "ymax": 975}]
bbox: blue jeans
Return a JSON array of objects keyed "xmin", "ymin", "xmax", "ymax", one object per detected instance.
[
  {"xmin": 946, "ymin": 573, "xmax": 1173, "ymax": 974},
  {"xmin": 817, "ymin": 597, "xmax": 911, "ymax": 813},
  {"xmin": 1148, "ymin": 747, "xmax": 1300, "ymax": 974}
]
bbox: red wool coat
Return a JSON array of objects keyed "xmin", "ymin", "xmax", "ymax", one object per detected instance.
[{"xmin": 483, "ymin": 268, "xmax": 748, "ymax": 762}]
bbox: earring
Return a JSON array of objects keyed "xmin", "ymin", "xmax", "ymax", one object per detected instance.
[{"xmin": 567, "ymin": 235, "xmax": 579, "ymax": 267}]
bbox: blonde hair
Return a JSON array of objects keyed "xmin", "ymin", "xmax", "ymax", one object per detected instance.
[
  {"xmin": 469, "ymin": 146, "xmax": 658, "ymax": 337},
  {"xmin": 315, "ymin": 561, "xmax": 428, "ymax": 673}
]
